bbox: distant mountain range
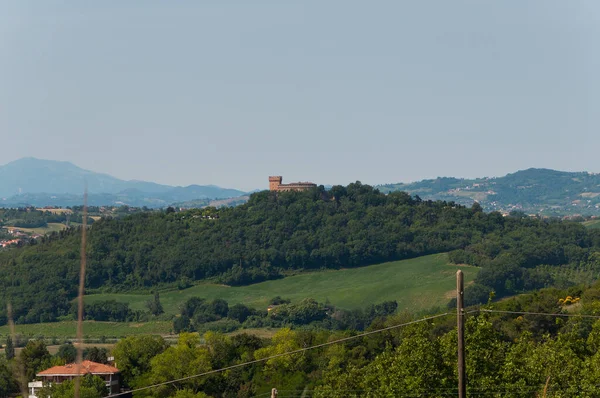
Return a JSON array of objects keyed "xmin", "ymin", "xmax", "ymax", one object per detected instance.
[
  {"xmin": 0, "ymin": 158, "xmax": 247, "ymax": 208},
  {"xmin": 2, "ymin": 159, "xmax": 599, "ymax": 215},
  {"xmin": 378, "ymin": 168, "xmax": 600, "ymax": 216}
]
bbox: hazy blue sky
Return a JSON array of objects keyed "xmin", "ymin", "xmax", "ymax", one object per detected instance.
[{"xmin": 1, "ymin": 1, "xmax": 598, "ymax": 191}]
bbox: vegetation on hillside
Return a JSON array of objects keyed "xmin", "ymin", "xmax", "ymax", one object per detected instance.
[
  {"xmin": 1, "ymin": 183, "xmax": 599, "ymax": 325},
  {"xmin": 379, "ymin": 168, "xmax": 600, "ymax": 216},
  {"xmin": 4, "ymin": 282, "xmax": 600, "ymax": 397},
  {"xmin": 0, "ymin": 208, "xmax": 93, "ymax": 230},
  {"xmin": 83, "ymin": 254, "xmax": 477, "ymax": 318}
]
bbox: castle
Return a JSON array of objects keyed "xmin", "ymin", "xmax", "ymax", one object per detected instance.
[{"xmin": 269, "ymin": 176, "xmax": 317, "ymax": 192}]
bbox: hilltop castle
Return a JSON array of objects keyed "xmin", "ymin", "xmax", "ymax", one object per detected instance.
[{"xmin": 269, "ymin": 176, "xmax": 317, "ymax": 192}]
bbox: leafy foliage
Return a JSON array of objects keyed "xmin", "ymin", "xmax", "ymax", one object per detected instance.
[
  {"xmin": 38, "ymin": 375, "xmax": 108, "ymax": 398},
  {"xmin": 2, "ymin": 283, "xmax": 600, "ymax": 397},
  {"xmin": 17, "ymin": 339, "xmax": 51, "ymax": 381},
  {"xmin": 4, "ymin": 336, "xmax": 14, "ymax": 360}
]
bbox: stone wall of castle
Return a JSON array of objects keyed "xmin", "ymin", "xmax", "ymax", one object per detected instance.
[{"xmin": 269, "ymin": 176, "xmax": 316, "ymax": 192}]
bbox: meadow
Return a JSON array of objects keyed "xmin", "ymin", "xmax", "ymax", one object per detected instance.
[
  {"xmin": 0, "ymin": 254, "xmax": 477, "ymax": 338},
  {"xmin": 583, "ymin": 219, "xmax": 600, "ymax": 229},
  {"xmin": 87, "ymin": 253, "xmax": 477, "ymax": 315},
  {"xmin": 0, "ymin": 320, "xmax": 172, "ymax": 339},
  {"xmin": 6, "ymin": 222, "xmax": 66, "ymax": 235}
]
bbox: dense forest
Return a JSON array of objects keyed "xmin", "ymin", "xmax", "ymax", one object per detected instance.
[
  {"xmin": 1, "ymin": 183, "xmax": 600, "ymax": 325},
  {"xmin": 4, "ymin": 282, "xmax": 600, "ymax": 397}
]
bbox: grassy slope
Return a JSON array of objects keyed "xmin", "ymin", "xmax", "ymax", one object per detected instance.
[
  {"xmin": 0, "ymin": 254, "xmax": 476, "ymax": 338},
  {"xmin": 6, "ymin": 222, "xmax": 66, "ymax": 235},
  {"xmin": 87, "ymin": 253, "xmax": 477, "ymax": 315},
  {"xmin": 0, "ymin": 321, "xmax": 172, "ymax": 339},
  {"xmin": 583, "ymin": 220, "xmax": 600, "ymax": 229}
]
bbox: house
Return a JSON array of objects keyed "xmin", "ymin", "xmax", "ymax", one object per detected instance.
[
  {"xmin": 0, "ymin": 239, "xmax": 21, "ymax": 248},
  {"xmin": 28, "ymin": 360, "xmax": 121, "ymax": 398}
]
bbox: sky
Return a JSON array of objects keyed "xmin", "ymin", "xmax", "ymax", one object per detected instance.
[{"xmin": 1, "ymin": 1, "xmax": 598, "ymax": 191}]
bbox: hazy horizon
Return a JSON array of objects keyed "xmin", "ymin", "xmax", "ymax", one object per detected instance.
[
  {"xmin": 2, "ymin": 1, "xmax": 598, "ymax": 191},
  {"xmin": 2, "ymin": 156, "xmax": 598, "ymax": 192}
]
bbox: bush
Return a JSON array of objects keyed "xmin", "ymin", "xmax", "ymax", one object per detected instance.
[
  {"xmin": 270, "ymin": 296, "xmax": 291, "ymax": 305},
  {"xmin": 196, "ymin": 319, "xmax": 241, "ymax": 334},
  {"xmin": 228, "ymin": 304, "xmax": 253, "ymax": 323}
]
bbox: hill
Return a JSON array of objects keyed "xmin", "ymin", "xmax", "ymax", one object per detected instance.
[
  {"xmin": 378, "ymin": 168, "xmax": 600, "ymax": 216},
  {"xmin": 0, "ymin": 158, "xmax": 247, "ymax": 207},
  {"xmin": 1, "ymin": 183, "xmax": 599, "ymax": 325},
  {"xmin": 0, "ymin": 254, "xmax": 475, "ymax": 338},
  {"xmin": 85, "ymin": 253, "xmax": 477, "ymax": 316}
]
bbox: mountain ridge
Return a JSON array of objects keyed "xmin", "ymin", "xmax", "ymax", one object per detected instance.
[
  {"xmin": 378, "ymin": 167, "xmax": 600, "ymax": 216},
  {"xmin": 0, "ymin": 158, "xmax": 247, "ymax": 207}
]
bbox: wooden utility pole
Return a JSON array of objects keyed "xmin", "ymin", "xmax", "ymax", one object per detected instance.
[
  {"xmin": 457, "ymin": 270, "xmax": 466, "ymax": 398},
  {"xmin": 271, "ymin": 388, "xmax": 278, "ymax": 398}
]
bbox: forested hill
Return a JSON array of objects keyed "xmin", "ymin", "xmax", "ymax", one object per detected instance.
[
  {"xmin": 378, "ymin": 168, "xmax": 600, "ymax": 216},
  {"xmin": 1, "ymin": 183, "xmax": 600, "ymax": 325}
]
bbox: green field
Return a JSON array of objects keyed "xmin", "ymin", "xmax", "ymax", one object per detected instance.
[
  {"xmin": 0, "ymin": 321, "xmax": 172, "ymax": 339},
  {"xmin": 583, "ymin": 219, "xmax": 600, "ymax": 229},
  {"xmin": 1, "ymin": 254, "xmax": 476, "ymax": 338},
  {"xmin": 6, "ymin": 222, "xmax": 67, "ymax": 235},
  {"xmin": 87, "ymin": 253, "xmax": 477, "ymax": 315}
]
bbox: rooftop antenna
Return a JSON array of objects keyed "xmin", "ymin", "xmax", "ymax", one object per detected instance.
[{"xmin": 74, "ymin": 183, "xmax": 88, "ymax": 398}]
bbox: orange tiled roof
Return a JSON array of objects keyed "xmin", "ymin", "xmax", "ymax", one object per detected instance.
[{"xmin": 37, "ymin": 360, "xmax": 119, "ymax": 376}]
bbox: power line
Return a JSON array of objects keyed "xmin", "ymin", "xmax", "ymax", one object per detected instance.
[
  {"xmin": 104, "ymin": 312, "xmax": 452, "ymax": 397},
  {"xmin": 103, "ymin": 307, "xmax": 600, "ymax": 397}
]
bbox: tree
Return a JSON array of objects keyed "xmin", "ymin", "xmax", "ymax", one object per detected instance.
[
  {"xmin": 358, "ymin": 323, "xmax": 453, "ymax": 396},
  {"xmin": 0, "ymin": 356, "xmax": 18, "ymax": 397},
  {"xmin": 84, "ymin": 347, "xmax": 109, "ymax": 364},
  {"xmin": 210, "ymin": 299, "xmax": 229, "ymax": 319},
  {"xmin": 56, "ymin": 343, "xmax": 77, "ymax": 363},
  {"xmin": 228, "ymin": 304, "xmax": 252, "ymax": 323},
  {"xmin": 4, "ymin": 336, "xmax": 14, "ymax": 360},
  {"xmin": 146, "ymin": 292, "xmax": 164, "ymax": 316},
  {"xmin": 112, "ymin": 335, "xmax": 168, "ymax": 387},
  {"xmin": 172, "ymin": 389, "xmax": 209, "ymax": 398},
  {"xmin": 148, "ymin": 333, "xmax": 212, "ymax": 396},
  {"xmin": 180, "ymin": 297, "xmax": 205, "ymax": 318},
  {"xmin": 254, "ymin": 328, "xmax": 306, "ymax": 373},
  {"xmin": 18, "ymin": 339, "xmax": 51, "ymax": 381},
  {"xmin": 173, "ymin": 316, "xmax": 192, "ymax": 334}
]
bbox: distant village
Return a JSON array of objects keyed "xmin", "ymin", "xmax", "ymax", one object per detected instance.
[{"xmin": 0, "ymin": 228, "xmax": 42, "ymax": 248}]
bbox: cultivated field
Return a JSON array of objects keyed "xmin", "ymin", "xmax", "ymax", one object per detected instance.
[
  {"xmin": 35, "ymin": 208, "xmax": 73, "ymax": 214},
  {"xmin": 86, "ymin": 253, "xmax": 478, "ymax": 315}
]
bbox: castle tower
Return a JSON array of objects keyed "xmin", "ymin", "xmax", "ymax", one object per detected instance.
[{"xmin": 269, "ymin": 176, "xmax": 283, "ymax": 191}]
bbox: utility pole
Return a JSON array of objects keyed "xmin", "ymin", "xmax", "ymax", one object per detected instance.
[
  {"xmin": 271, "ymin": 388, "xmax": 278, "ymax": 398},
  {"xmin": 457, "ymin": 270, "xmax": 466, "ymax": 398}
]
